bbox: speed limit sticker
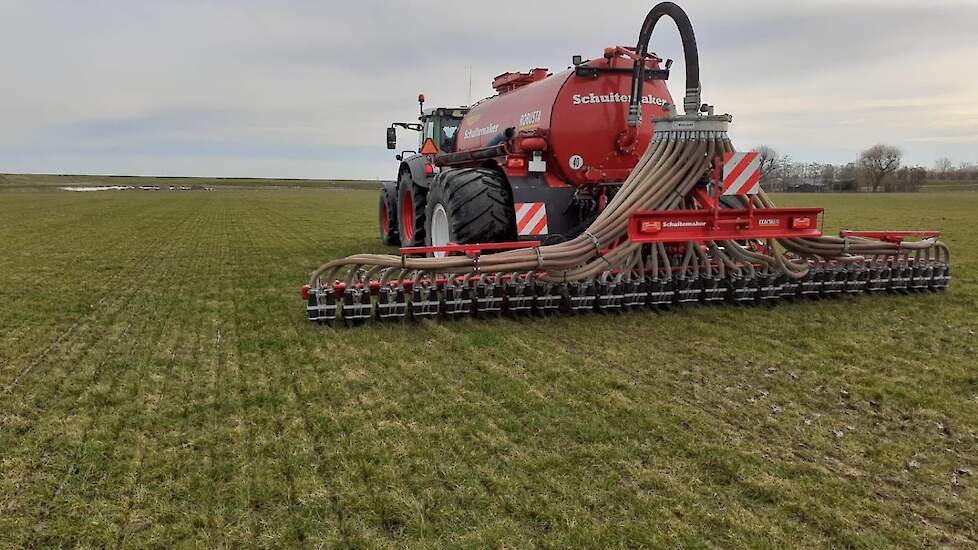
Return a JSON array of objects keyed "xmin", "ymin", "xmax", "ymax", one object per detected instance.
[{"xmin": 568, "ymin": 155, "xmax": 584, "ymax": 170}]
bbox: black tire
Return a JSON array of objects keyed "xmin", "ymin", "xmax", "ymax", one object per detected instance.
[
  {"xmin": 396, "ymin": 171, "xmax": 427, "ymax": 247},
  {"xmin": 424, "ymin": 168, "xmax": 516, "ymax": 250},
  {"xmin": 378, "ymin": 181, "xmax": 399, "ymax": 245}
]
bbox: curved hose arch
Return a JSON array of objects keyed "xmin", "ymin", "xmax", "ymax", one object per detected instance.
[{"xmin": 628, "ymin": 1, "xmax": 701, "ymax": 125}]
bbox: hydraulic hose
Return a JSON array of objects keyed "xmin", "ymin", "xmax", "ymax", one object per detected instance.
[{"xmin": 629, "ymin": 1, "xmax": 701, "ymax": 125}]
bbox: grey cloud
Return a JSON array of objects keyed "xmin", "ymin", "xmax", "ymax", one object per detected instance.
[{"xmin": 1, "ymin": 0, "xmax": 976, "ymax": 178}]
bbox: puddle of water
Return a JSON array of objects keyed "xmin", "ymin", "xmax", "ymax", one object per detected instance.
[{"xmin": 60, "ymin": 186, "xmax": 135, "ymax": 192}]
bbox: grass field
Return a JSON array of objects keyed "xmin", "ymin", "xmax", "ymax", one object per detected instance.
[
  {"xmin": 1, "ymin": 182, "xmax": 976, "ymax": 548},
  {"xmin": 0, "ymin": 173, "xmax": 382, "ymax": 192}
]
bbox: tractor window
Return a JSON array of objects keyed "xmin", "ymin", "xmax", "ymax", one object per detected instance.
[
  {"xmin": 420, "ymin": 116, "xmax": 464, "ymax": 153},
  {"xmin": 438, "ymin": 118, "xmax": 462, "ymax": 152}
]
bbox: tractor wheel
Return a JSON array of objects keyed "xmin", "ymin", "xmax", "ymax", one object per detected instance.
[
  {"xmin": 397, "ymin": 171, "xmax": 427, "ymax": 247},
  {"xmin": 424, "ymin": 168, "xmax": 516, "ymax": 257},
  {"xmin": 378, "ymin": 181, "xmax": 399, "ymax": 245}
]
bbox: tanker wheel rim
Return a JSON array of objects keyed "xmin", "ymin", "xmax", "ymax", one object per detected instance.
[
  {"xmin": 400, "ymin": 189, "xmax": 414, "ymax": 242},
  {"xmin": 430, "ymin": 203, "xmax": 450, "ymax": 258},
  {"xmin": 380, "ymin": 203, "xmax": 389, "ymax": 235}
]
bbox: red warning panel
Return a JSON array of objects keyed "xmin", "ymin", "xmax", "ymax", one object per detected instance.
[
  {"xmin": 723, "ymin": 151, "xmax": 761, "ymax": 196},
  {"xmin": 514, "ymin": 202, "xmax": 548, "ymax": 236},
  {"xmin": 628, "ymin": 207, "xmax": 823, "ymax": 243}
]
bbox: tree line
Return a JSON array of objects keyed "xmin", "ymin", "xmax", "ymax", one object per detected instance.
[{"xmin": 753, "ymin": 144, "xmax": 976, "ymax": 193}]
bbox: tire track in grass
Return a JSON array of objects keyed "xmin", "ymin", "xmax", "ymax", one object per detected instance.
[
  {"xmin": 254, "ymin": 192, "xmax": 489, "ymax": 542},
  {"xmin": 177, "ymin": 196, "xmax": 281, "ymax": 545},
  {"xmin": 349, "ymin": 317, "xmax": 681, "ymax": 543},
  {"xmin": 15, "ymin": 202, "xmax": 205, "ymax": 545},
  {"xmin": 368, "ymin": 322, "xmax": 534, "ymax": 541},
  {"xmin": 11, "ymin": 305, "xmax": 165, "ymax": 537},
  {"xmin": 120, "ymin": 270, "xmax": 208, "ymax": 546},
  {"xmin": 260, "ymin": 191, "xmax": 679, "ymax": 542},
  {"xmin": 0, "ymin": 198, "xmax": 198, "ymax": 432},
  {"xmin": 266, "ymin": 197, "xmax": 463, "ymax": 543},
  {"xmin": 169, "ymin": 241, "xmax": 214, "ymax": 544},
  {"xmin": 139, "ymin": 195, "xmax": 302, "ymax": 546},
  {"xmin": 0, "ymin": 218, "xmax": 188, "ymax": 416},
  {"xmin": 0, "ymin": 193, "xmax": 164, "ymax": 375},
  {"xmin": 231, "ymin": 198, "xmax": 353, "ymax": 546},
  {"xmin": 0, "ymin": 195, "xmax": 127, "ymax": 371},
  {"xmin": 182, "ymin": 198, "xmax": 262, "ymax": 546},
  {"xmin": 234, "ymin": 200, "xmax": 327, "ymax": 545},
  {"xmin": 109, "ymin": 199, "xmax": 220, "ymax": 547},
  {"xmin": 0, "ymin": 196, "xmax": 203, "ymax": 394},
  {"xmin": 255, "ymin": 192, "xmax": 548, "ymax": 536},
  {"xmin": 5, "ymin": 197, "xmax": 207, "ymax": 545},
  {"xmin": 223, "ymin": 204, "xmax": 282, "ymax": 545},
  {"xmin": 147, "ymin": 196, "xmax": 242, "ymax": 546},
  {"xmin": 207, "ymin": 208, "xmax": 269, "ymax": 544},
  {"xmin": 310, "ymin": 323, "xmax": 467, "ymax": 541},
  {"xmin": 10, "ymin": 318, "xmax": 137, "ymax": 544},
  {"xmin": 197, "ymin": 197, "xmax": 302, "ymax": 545},
  {"xmin": 213, "ymin": 225, "xmax": 262, "ymax": 544},
  {"xmin": 186, "ymin": 202, "xmax": 240, "ymax": 547}
]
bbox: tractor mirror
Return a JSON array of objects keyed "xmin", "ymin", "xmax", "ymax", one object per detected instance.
[{"xmin": 386, "ymin": 127, "xmax": 397, "ymax": 150}]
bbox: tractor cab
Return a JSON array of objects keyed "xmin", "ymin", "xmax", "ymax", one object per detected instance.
[
  {"xmin": 387, "ymin": 94, "xmax": 468, "ymax": 157},
  {"xmin": 421, "ymin": 108, "xmax": 467, "ymax": 154}
]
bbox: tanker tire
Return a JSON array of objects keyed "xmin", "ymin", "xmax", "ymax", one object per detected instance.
[
  {"xmin": 424, "ymin": 168, "xmax": 516, "ymax": 251},
  {"xmin": 397, "ymin": 171, "xmax": 427, "ymax": 247},
  {"xmin": 379, "ymin": 180, "xmax": 399, "ymax": 245}
]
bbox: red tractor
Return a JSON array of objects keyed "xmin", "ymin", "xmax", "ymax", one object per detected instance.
[
  {"xmin": 382, "ymin": 49, "xmax": 674, "ymax": 252},
  {"xmin": 304, "ymin": 2, "xmax": 947, "ymax": 326}
]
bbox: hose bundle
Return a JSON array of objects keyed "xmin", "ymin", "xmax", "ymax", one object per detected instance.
[{"xmin": 308, "ymin": 119, "xmax": 945, "ymax": 294}]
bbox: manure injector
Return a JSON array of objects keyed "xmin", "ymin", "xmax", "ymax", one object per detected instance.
[{"xmin": 303, "ymin": 2, "xmax": 949, "ymax": 325}]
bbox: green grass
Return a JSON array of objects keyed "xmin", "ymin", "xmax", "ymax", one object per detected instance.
[
  {"xmin": 1, "ymin": 186, "xmax": 976, "ymax": 548},
  {"xmin": 0, "ymin": 173, "xmax": 383, "ymax": 191},
  {"xmin": 921, "ymin": 179, "xmax": 978, "ymax": 192}
]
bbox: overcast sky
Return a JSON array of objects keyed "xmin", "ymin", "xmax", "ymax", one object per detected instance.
[{"xmin": 2, "ymin": 0, "xmax": 976, "ymax": 179}]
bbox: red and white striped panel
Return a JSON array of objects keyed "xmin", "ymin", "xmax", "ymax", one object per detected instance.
[
  {"xmin": 722, "ymin": 151, "xmax": 762, "ymax": 196},
  {"xmin": 514, "ymin": 202, "xmax": 548, "ymax": 236}
]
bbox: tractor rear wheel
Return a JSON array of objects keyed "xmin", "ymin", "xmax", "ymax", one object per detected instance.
[
  {"xmin": 424, "ymin": 168, "xmax": 516, "ymax": 257},
  {"xmin": 397, "ymin": 171, "xmax": 427, "ymax": 247},
  {"xmin": 378, "ymin": 180, "xmax": 399, "ymax": 245}
]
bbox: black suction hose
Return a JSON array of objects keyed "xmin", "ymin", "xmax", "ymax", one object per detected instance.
[{"xmin": 628, "ymin": 1, "xmax": 702, "ymax": 125}]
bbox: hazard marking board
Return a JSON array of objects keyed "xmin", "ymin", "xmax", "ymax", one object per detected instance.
[
  {"xmin": 514, "ymin": 202, "xmax": 548, "ymax": 236},
  {"xmin": 722, "ymin": 151, "xmax": 761, "ymax": 195},
  {"xmin": 420, "ymin": 138, "xmax": 438, "ymax": 156}
]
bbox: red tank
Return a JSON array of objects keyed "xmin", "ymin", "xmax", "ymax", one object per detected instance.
[{"xmin": 455, "ymin": 49, "xmax": 674, "ymax": 186}]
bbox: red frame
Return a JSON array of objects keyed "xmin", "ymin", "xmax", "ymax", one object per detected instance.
[
  {"xmin": 628, "ymin": 207, "xmax": 823, "ymax": 243},
  {"xmin": 400, "ymin": 240, "xmax": 541, "ymax": 257}
]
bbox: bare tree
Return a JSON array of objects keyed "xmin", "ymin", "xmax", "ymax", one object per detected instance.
[
  {"xmin": 908, "ymin": 166, "xmax": 927, "ymax": 192},
  {"xmin": 754, "ymin": 145, "xmax": 780, "ymax": 189},
  {"xmin": 821, "ymin": 164, "xmax": 836, "ymax": 189},
  {"xmin": 836, "ymin": 162, "xmax": 858, "ymax": 191},
  {"xmin": 858, "ymin": 144, "xmax": 901, "ymax": 192},
  {"xmin": 934, "ymin": 157, "xmax": 953, "ymax": 177},
  {"xmin": 803, "ymin": 162, "xmax": 822, "ymax": 188}
]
